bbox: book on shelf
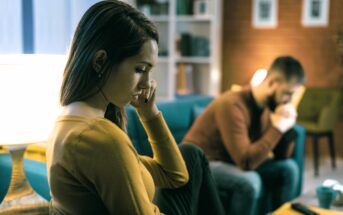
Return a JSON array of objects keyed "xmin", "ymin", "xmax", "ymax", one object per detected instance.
[
  {"xmin": 180, "ymin": 33, "xmax": 192, "ymax": 56},
  {"xmin": 137, "ymin": 0, "xmax": 169, "ymax": 16},
  {"xmin": 177, "ymin": 0, "xmax": 193, "ymax": 15},
  {"xmin": 180, "ymin": 33, "xmax": 209, "ymax": 57},
  {"xmin": 177, "ymin": 63, "xmax": 194, "ymax": 95},
  {"xmin": 191, "ymin": 36, "xmax": 209, "ymax": 56},
  {"xmin": 177, "ymin": 0, "xmax": 212, "ymax": 16}
]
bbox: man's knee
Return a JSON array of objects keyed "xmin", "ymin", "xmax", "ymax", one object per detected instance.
[
  {"xmin": 238, "ymin": 173, "xmax": 262, "ymax": 200},
  {"xmin": 279, "ymin": 159, "xmax": 299, "ymax": 181},
  {"xmin": 210, "ymin": 163, "xmax": 262, "ymax": 200}
]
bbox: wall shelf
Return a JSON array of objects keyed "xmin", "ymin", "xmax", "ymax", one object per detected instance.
[
  {"xmin": 134, "ymin": 0, "xmax": 222, "ymax": 100},
  {"xmin": 176, "ymin": 16, "xmax": 212, "ymax": 22}
]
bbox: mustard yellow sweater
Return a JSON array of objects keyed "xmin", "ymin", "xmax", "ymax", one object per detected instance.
[{"xmin": 46, "ymin": 112, "xmax": 189, "ymax": 215}]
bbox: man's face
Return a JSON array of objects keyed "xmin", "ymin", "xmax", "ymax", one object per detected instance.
[{"xmin": 266, "ymin": 74, "xmax": 302, "ymax": 112}]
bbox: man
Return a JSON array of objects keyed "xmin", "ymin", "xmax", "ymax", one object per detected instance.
[{"xmin": 182, "ymin": 56, "xmax": 305, "ymax": 215}]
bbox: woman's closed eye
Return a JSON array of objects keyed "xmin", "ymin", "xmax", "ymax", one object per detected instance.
[
  {"xmin": 135, "ymin": 68, "xmax": 145, "ymax": 73},
  {"xmin": 135, "ymin": 65, "xmax": 147, "ymax": 73},
  {"xmin": 135, "ymin": 66, "xmax": 152, "ymax": 74}
]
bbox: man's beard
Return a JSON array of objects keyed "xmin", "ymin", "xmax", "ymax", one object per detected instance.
[{"xmin": 266, "ymin": 94, "xmax": 278, "ymax": 112}]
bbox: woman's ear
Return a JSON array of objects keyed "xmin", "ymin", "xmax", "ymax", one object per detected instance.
[{"xmin": 92, "ymin": 50, "xmax": 107, "ymax": 72}]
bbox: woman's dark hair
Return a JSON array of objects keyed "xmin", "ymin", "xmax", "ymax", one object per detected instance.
[{"xmin": 60, "ymin": 0, "xmax": 159, "ymax": 130}]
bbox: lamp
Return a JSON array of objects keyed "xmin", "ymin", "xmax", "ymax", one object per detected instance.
[
  {"xmin": 0, "ymin": 54, "xmax": 65, "ymax": 213},
  {"xmin": 250, "ymin": 69, "xmax": 267, "ymax": 87}
]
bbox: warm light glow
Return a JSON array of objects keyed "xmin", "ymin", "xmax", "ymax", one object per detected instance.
[
  {"xmin": 250, "ymin": 69, "xmax": 267, "ymax": 87},
  {"xmin": 210, "ymin": 68, "xmax": 220, "ymax": 96},
  {"xmin": 0, "ymin": 55, "xmax": 66, "ymax": 145}
]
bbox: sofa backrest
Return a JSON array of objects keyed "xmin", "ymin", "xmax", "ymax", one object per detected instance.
[{"xmin": 125, "ymin": 96, "xmax": 213, "ymax": 156}]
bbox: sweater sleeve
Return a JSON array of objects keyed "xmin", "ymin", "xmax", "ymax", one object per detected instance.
[
  {"xmin": 74, "ymin": 126, "xmax": 164, "ymax": 215},
  {"xmin": 214, "ymin": 101, "xmax": 283, "ymax": 170},
  {"xmin": 138, "ymin": 112, "xmax": 189, "ymax": 188}
]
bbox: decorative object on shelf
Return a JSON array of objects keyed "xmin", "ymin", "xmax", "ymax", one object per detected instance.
[
  {"xmin": 177, "ymin": 63, "xmax": 187, "ymax": 95},
  {"xmin": 180, "ymin": 33, "xmax": 193, "ymax": 56},
  {"xmin": 152, "ymin": 0, "xmax": 169, "ymax": 15},
  {"xmin": 180, "ymin": 33, "xmax": 210, "ymax": 57},
  {"xmin": 177, "ymin": 0, "xmax": 193, "ymax": 15},
  {"xmin": 192, "ymin": 36, "xmax": 210, "ymax": 57},
  {"xmin": 139, "ymin": 4, "xmax": 152, "ymax": 16},
  {"xmin": 177, "ymin": 63, "xmax": 194, "ymax": 95},
  {"xmin": 135, "ymin": 0, "xmax": 222, "ymax": 100},
  {"xmin": 137, "ymin": 0, "xmax": 169, "ymax": 15},
  {"xmin": 194, "ymin": 0, "xmax": 211, "ymax": 17},
  {"xmin": 252, "ymin": 0, "xmax": 278, "ymax": 28},
  {"xmin": 302, "ymin": 0, "xmax": 330, "ymax": 27}
]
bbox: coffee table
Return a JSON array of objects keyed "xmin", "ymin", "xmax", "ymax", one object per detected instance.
[
  {"xmin": 272, "ymin": 190, "xmax": 343, "ymax": 215},
  {"xmin": 295, "ymin": 189, "xmax": 343, "ymax": 212}
]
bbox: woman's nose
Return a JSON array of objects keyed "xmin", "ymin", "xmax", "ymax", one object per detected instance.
[{"xmin": 139, "ymin": 72, "xmax": 150, "ymax": 89}]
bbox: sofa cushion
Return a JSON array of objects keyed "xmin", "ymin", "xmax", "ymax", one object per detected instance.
[
  {"xmin": 126, "ymin": 96, "xmax": 213, "ymax": 157},
  {"xmin": 192, "ymin": 104, "xmax": 206, "ymax": 121}
]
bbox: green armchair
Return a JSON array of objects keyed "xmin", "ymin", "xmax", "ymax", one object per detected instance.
[{"xmin": 297, "ymin": 87, "xmax": 342, "ymax": 176}]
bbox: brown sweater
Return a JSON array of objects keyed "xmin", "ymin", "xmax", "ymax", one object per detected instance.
[
  {"xmin": 183, "ymin": 88, "xmax": 289, "ymax": 170},
  {"xmin": 46, "ymin": 112, "xmax": 188, "ymax": 215}
]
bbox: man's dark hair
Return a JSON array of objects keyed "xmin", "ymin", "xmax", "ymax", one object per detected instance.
[{"xmin": 268, "ymin": 56, "xmax": 306, "ymax": 84}]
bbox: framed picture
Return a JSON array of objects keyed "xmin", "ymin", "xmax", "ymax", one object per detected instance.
[
  {"xmin": 252, "ymin": 0, "xmax": 278, "ymax": 28},
  {"xmin": 302, "ymin": 0, "xmax": 330, "ymax": 26}
]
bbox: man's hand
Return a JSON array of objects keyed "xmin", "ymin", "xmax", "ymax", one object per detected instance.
[
  {"xmin": 270, "ymin": 104, "xmax": 297, "ymax": 133},
  {"xmin": 275, "ymin": 103, "xmax": 297, "ymax": 118}
]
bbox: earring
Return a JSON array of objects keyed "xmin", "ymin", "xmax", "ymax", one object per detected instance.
[{"xmin": 96, "ymin": 66, "xmax": 103, "ymax": 78}]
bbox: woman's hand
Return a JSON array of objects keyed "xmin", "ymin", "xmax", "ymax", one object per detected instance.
[{"xmin": 130, "ymin": 79, "xmax": 159, "ymax": 121}]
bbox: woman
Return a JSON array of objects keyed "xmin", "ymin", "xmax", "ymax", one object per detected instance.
[{"xmin": 46, "ymin": 1, "xmax": 224, "ymax": 214}]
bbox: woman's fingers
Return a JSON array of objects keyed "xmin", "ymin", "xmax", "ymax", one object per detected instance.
[{"xmin": 145, "ymin": 80, "xmax": 157, "ymax": 103}]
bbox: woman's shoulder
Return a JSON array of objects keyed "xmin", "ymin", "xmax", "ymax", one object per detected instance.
[
  {"xmin": 51, "ymin": 116, "xmax": 139, "ymax": 181},
  {"xmin": 56, "ymin": 115, "xmax": 133, "ymax": 153},
  {"xmin": 82, "ymin": 117, "xmax": 131, "ymax": 148}
]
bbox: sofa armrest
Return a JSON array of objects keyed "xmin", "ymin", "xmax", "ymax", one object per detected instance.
[{"xmin": 291, "ymin": 124, "xmax": 306, "ymax": 197}]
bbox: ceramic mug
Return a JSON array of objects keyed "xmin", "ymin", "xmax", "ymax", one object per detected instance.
[{"xmin": 316, "ymin": 185, "xmax": 337, "ymax": 209}]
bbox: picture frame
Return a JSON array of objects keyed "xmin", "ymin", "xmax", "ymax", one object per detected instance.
[
  {"xmin": 252, "ymin": 0, "xmax": 278, "ymax": 28},
  {"xmin": 302, "ymin": 0, "xmax": 330, "ymax": 27}
]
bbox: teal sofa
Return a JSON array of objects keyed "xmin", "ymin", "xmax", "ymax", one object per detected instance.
[{"xmin": 0, "ymin": 96, "xmax": 306, "ymax": 214}]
